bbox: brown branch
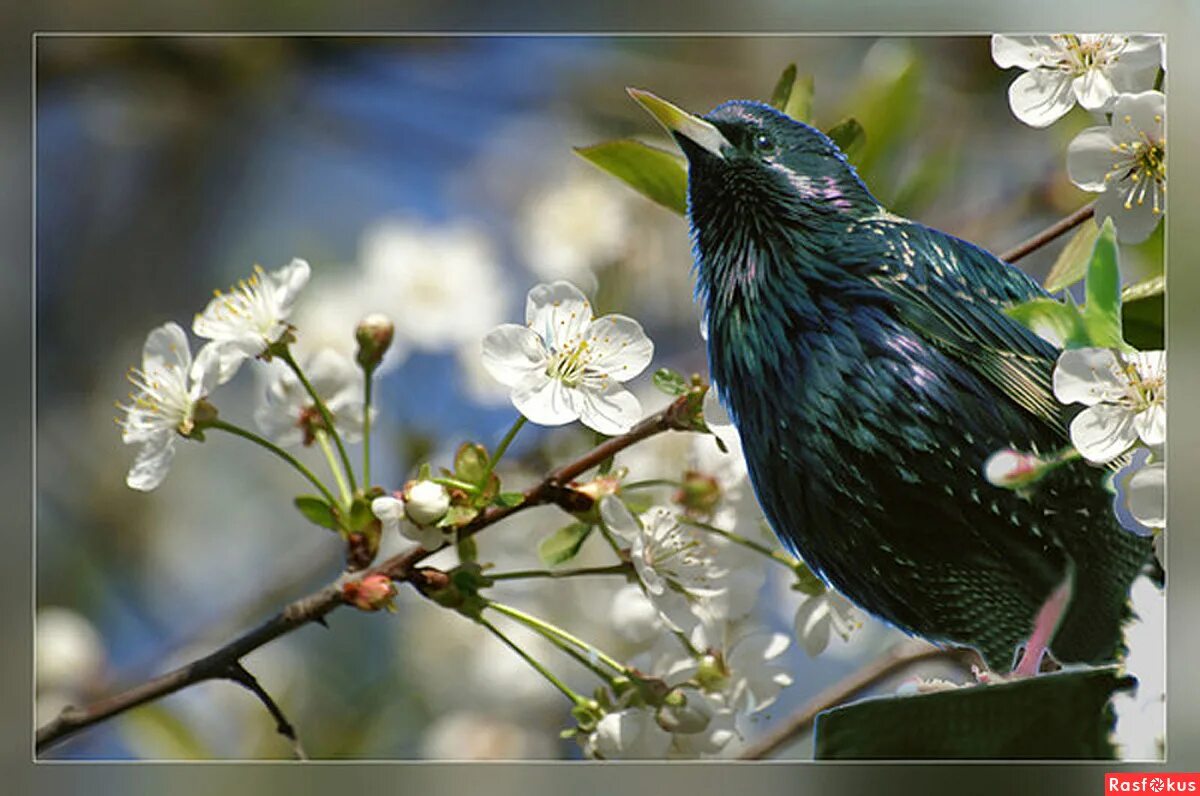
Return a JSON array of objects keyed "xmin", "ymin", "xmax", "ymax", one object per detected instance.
[
  {"xmin": 225, "ymin": 662, "xmax": 307, "ymax": 760},
  {"xmin": 35, "ymin": 395, "xmax": 699, "ymax": 755},
  {"xmin": 1000, "ymin": 201, "xmax": 1096, "ymax": 264},
  {"xmin": 737, "ymin": 642, "xmax": 982, "ymax": 760}
]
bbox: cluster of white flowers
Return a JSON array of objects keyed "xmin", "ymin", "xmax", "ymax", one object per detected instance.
[{"xmin": 992, "ymin": 35, "xmax": 1165, "ymax": 243}]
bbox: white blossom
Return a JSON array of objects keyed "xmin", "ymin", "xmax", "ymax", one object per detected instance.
[
  {"xmin": 482, "ymin": 281, "xmax": 654, "ymax": 435},
  {"xmin": 372, "ymin": 492, "xmax": 451, "ymax": 550},
  {"xmin": 609, "ymin": 583, "xmax": 664, "ymax": 645},
  {"xmin": 360, "ymin": 219, "xmax": 507, "ymax": 351},
  {"xmin": 118, "ymin": 322, "xmax": 221, "ymax": 491},
  {"xmin": 1052, "ymin": 347, "xmax": 1165, "ymax": 463},
  {"xmin": 584, "ymin": 705, "xmax": 673, "ymax": 760},
  {"xmin": 1114, "ymin": 448, "xmax": 1165, "ymax": 532},
  {"xmin": 691, "ymin": 620, "xmax": 793, "ymax": 715},
  {"xmin": 254, "ymin": 349, "xmax": 369, "ymax": 447},
  {"xmin": 193, "ymin": 258, "xmax": 311, "ymax": 383},
  {"xmin": 660, "ymin": 689, "xmax": 739, "ymax": 757},
  {"xmin": 517, "ymin": 172, "xmax": 630, "ymax": 288},
  {"xmin": 793, "ymin": 590, "xmax": 863, "ymax": 657},
  {"xmin": 1067, "ymin": 90, "xmax": 1166, "ymax": 243},
  {"xmin": 601, "ymin": 497, "xmax": 727, "ymax": 632},
  {"xmin": 36, "ymin": 607, "xmax": 105, "ymax": 694},
  {"xmin": 289, "ymin": 273, "xmax": 408, "ymax": 374},
  {"xmin": 405, "ymin": 480, "xmax": 452, "ymax": 526},
  {"xmin": 991, "ymin": 35, "xmax": 1162, "ymax": 127}
]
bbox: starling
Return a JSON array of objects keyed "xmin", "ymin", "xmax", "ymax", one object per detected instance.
[{"xmin": 629, "ymin": 89, "xmax": 1152, "ymax": 673}]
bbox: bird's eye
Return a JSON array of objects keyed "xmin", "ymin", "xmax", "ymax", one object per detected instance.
[{"xmin": 753, "ymin": 133, "xmax": 773, "ymax": 152}]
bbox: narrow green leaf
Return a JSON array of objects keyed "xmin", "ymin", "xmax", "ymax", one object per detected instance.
[
  {"xmin": 347, "ymin": 496, "xmax": 375, "ymax": 532},
  {"xmin": 1082, "ymin": 218, "xmax": 1124, "ymax": 348},
  {"xmin": 576, "ymin": 139, "xmax": 687, "ymax": 215},
  {"xmin": 538, "ymin": 522, "xmax": 593, "ymax": 567},
  {"xmin": 1043, "ymin": 219, "xmax": 1101, "ymax": 292},
  {"xmin": 769, "ymin": 64, "xmax": 798, "ymax": 109},
  {"xmin": 294, "ymin": 495, "xmax": 339, "ymax": 530},
  {"xmin": 653, "ymin": 367, "xmax": 689, "ymax": 396},
  {"xmin": 494, "ymin": 491, "xmax": 525, "ymax": 508},
  {"xmin": 438, "ymin": 504, "xmax": 479, "ymax": 528},
  {"xmin": 1005, "ymin": 298, "xmax": 1089, "ymax": 349},
  {"xmin": 792, "ymin": 562, "xmax": 826, "ymax": 597},
  {"xmin": 825, "ymin": 118, "xmax": 866, "ymax": 162},
  {"xmin": 454, "ymin": 442, "xmax": 489, "ymax": 485},
  {"xmin": 1121, "ymin": 274, "xmax": 1165, "ymax": 304}
]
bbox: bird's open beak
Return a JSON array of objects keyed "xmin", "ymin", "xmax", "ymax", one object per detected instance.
[{"xmin": 627, "ymin": 88, "xmax": 730, "ymax": 159}]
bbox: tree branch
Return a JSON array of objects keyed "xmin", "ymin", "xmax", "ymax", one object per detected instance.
[
  {"xmin": 35, "ymin": 395, "xmax": 700, "ymax": 755},
  {"xmin": 225, "ymin": 661, "xmax": 307, "ymax": 760},
  {"xmin": 736, "ymin": 642, "xmax": 981, "ymax": 760},
  {"xmin": 1000, "ymin": 201, "xmax": 1095, "ymax": 264}
]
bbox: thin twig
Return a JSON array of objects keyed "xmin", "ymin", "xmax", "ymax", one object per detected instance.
[
  {"xmin": 737, "ymin": 643, "xmax": 981, "ymax": 760},
  {"xmin": 1000, "ymin": 202, "xmax": 1096, "ymax": 264},
  {"xmin": 225, "ymin": 662, "xmax": 307, "ymax": 760},
  {"xmin": 35, "ymin": 395, "xmax": 699, "ymax": 755}
]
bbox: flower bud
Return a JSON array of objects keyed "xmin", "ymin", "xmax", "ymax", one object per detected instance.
[
  {"xmin": 342, "ymin": 574, "xmax": 396, "ymax": 611},
  {"xmin": 694, "ymin": 653, "xmax": 729, "ymax": 693},
  {"xmin": 656, "ymin": 688, "xmax": 713, "ymax": 735},
  {"xmin": 355, "ymin": 313, "xmax": 395, "ymax": 370},
  {"xmin": 674, "ymin": 469, "xmax": 722, "ymax": 517},
  {"xmin": 983, "ymin": 448, "xmax": 1048, "ymax": 489},
  {"xmin": 404, "ymin": 479, "xmax": 451, "ymax": 526}
]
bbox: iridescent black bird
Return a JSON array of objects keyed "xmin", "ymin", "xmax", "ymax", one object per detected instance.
[{"xmin": 629, "ymin": 89, "xmax": 1152, "ymax": 673}]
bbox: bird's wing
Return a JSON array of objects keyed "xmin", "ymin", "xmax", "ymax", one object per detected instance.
[{"xmin": 838, "ymin": 218, "xmax": 1069, "ymax": 437}]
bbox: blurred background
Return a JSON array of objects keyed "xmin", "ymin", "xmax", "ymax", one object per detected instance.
[{"xmin": 34, "ymin": 35, "xmax": 1164, "ymax": 760}]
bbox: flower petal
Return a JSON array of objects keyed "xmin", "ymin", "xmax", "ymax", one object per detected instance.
[
  {"xmin": 794, "ymin": 596, "xmax": 833, "ymax": 657},
  {"xmin": 1072, "ymin": 68, "xmax": 1116, "ymax": 112},
  {"xmin": 991, "ymin": 35, "xmax": 1058, "ymax": 69},
  {"xmin": 1134, "ymin": 404, "xmax": 1166, "ymax": 447},
  {"xmin": 273, "ymin": 258, "xmax": 312, "ymax": 315},
  {"xmin": 581, "ymin": 315, "xmax": 654, "ymax": 381},
  {"xmin": 1127, "ymin": 461, "xmax": 1166, "ymax": 528},
  {"xmin": 511, "ymin": 371, "xmax": 579, "ymax": 426},
  {"xmin": 142, "ymin": 321, "xmax": 193, "ymax": 375},
  {"xmin": 126, "ymin": 434, "xmax": 176, "ymax": 491},
  {"xmin": 1008, "ymin": 69, "xmax": 1076, "ymax": 128},
  {"xmin": 576, "ymin": 380, "xmax": 642, "ymax": 436},
  {"xmin": 480, "ymin": 324, "xmax": 547, "ymax": 387},
  {"xmin": 1069, "ymin": 403, "xmax": 1139, "ymax": 463},
  {"xmin": 1053, "ymin": 348, "xmax": 1128, "ymax": 405},
  {"xmin": 525, "ymin": 281, "xmax": 593, "ymax": 349},
  {"xmin": 600, "ymin": 495, "xmax": 641, "ymax": 543},
  {"xmin": 1113, "ymin": 90, "xmax": 1165, "ymax": 142},
  {"xmin": 1066, "ymin": 127, "xmax": 1121, "ymax": 191},
  {"xmin": 1095, "ymin": 183, "xmax": 1163, "ymax": 244}
]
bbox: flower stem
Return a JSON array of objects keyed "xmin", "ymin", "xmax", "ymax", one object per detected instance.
[
  {"xmin": 208, "ymin": 419, "xmax": 338, "ymax": 507},
  {"xmin": 488, "ymin": 564, "xmax": 632, "ymax": 582},
  {"xmin": 281, "ymin": 349, "xmax": 358, "ymax": 494},
  {"xmin": 316, "ymin": 430, "xmax": 352, "ymax": 505},
  {"xmin": 432, "ymin": 476, "xmax": 481, "ymax": 495},
  {"xmin": 362, "ymin": 369, "xmax": 374, "ymax": 487},
  {"xmin": 476, "ymin": 614, "xmax": 584, "ymax": 705},
  {"xmin": 480, "ymin": 416, "xmax": 526, "ymax": 487},
  {"xmin": 482, "ymin": 603, "xmax": 619, "ymax": 687},
  {"xmin": 622, "ymin": 478, "xmax": 684, "ymax": 491},
  {"xmin": 487, "ymin": 600, "xmax": 629, "ymax": 675},
  {"xmin": 680, "ymin": 517, "xmax": 798, "ymax": 571}
]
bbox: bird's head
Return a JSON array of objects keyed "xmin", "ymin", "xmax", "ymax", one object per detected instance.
[{"xmin": 628, "ymin": 88, "xmax": 880, "ymax": 237}]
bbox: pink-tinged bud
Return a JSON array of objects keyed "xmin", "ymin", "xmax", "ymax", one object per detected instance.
[
  {"xmin": 355, "ymin": 313, "xmax": 395, "ymax": 370},
  {"xmin": 983, "ymin": 448, "xmax": 1046, "ymax": 489},
  {"xmin": 674, "ymin": 469, "xmax": 722, "ymax": 517},
  {"xmin": 342, "ymin": 574, "xmax": 397, "ymax": 611}
]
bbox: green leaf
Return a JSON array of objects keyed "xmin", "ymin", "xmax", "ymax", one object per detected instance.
[
  {"xmin": 494, "ymin": 491, "xmax": 525, "ymax": 508},
  {"xmin": 652, "ymin": 367, "xmax": 690, "ymax": 396},
  {"xmin": 1122, "ymin": 275, "xmax": 1164, "ymax": 350},
  {"xmin": 538, "ymin": 522, "xmax": 593, "ymax": 567},
  {"xmin": 844, "ymin": 56, "xmax": 921, "ymax": 182},
  {"xmin": 454, "ymin": 442, "xmax": 489, "ymax": 485},
  {"xmin": 294, "ymin": 495, "xmax": 339, "ymax": 530},
  {"xmin": 1043, "ymin": 219, "xmax": 1101, "ymax": 292},
  {"xmin": 825, "ymin": 118, "xmax": 865, "ymax": 162},
  {"xmin": 792, "ymin": 561, "xmax": 826, "ymax": 597},
  {"xmin": 438, "ymin": 504, "xmax": 479, "ymax": 528},
  {"xmin": 1005, "ymin": 297, "xmax": 1089, "ymax": 348},
  {"xmin": 815, "ymin": 666, "xmax": 1132, "ymax": 759},
  {"xmin": 457, "ymin": 535, "xmax": 478, "ymax": 563},
  {"xmin": 1081, "ymin": 218, "xmax": 1125, "ymax": 349},
  {"xmin": 347, "ymin": 496, "xmax": 375, "ymax": 532},
  {"xmin": 576, "ymin": 139, "xmax": 687, "ymax": 215},
  {"xmin": 769, "ymin": 64, "xmax": 814, "ymax": 122}
]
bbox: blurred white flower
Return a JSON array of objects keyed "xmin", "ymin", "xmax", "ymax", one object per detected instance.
[
  {"xmin": 482, "ymin": 281, "xmax": 654, "ymax": 435},
  {"xmin": 372, "ymin": 490, "xmax": 452, "ymax": 550},
  {"xmin": 661, "ymin": 690, "xmax": 738, "ymax": 758},
  {"xmin": 118, "ymin": 322, "xmax": 221, "ymax": 491},
  {"xmin": 991, "ymin": 34, "xmax": 1162, "ymax": 127},
  {"xmin": 421, "ymin": 711, "xmax": 558, "ymax": 760},
  {"xmin": 360, "ymin": 219, "xmax": 507, "ymax": 351},
  {"xmin": 610, "ymin": 583, "xmax": 664, "ymax": 645},
  {"xmin": 601, "ymin": 498, "xmax": 727, "ymax": 631},
  {"xmin": 1112, "ymin": 577, "xmax": 1165, "ymax": 759},
  {"xmin": 1067, "ymin": 90, "xmax": 1166, "ymax": 243},
  {"xmin": 291, "ymin": 274, "xmax": 409, "ymax": 373},
  {"xmin": 585, "ymin": 705, "xmax": 672, "ymax": 760},
  {"xmin": 254, "ymin": 348, "xmax": 368, "ymax": 447},
  {"xmin": 455, "ymin": 341, "xmax": 513, "ymax": 406},
  {"xmin": 193, "ymin": 258, "xmax": 310, "ymax": 383},
  {"xmin": 692, "ymin": 620, "xmax": 793, "ymax": 714},
  {"xmin": 517, "ymin": 172, "xmax": 629, "ymax": 288},
  {"xmin": 1052, "ymin": 347, "xmax": 1165, "ymax": 463},
  {"xmin": 36, "ymin": 607, "xmax": 105, "ymax": 694},
  {"xmin": 793, "ymin": 590, "xmax": 863, "ymax": 657},
  {"xmin": 1114, "ymin": 448, "xmax": 1165, "ymax": 532}
]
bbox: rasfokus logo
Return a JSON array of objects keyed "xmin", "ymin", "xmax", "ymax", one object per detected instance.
[{"xmin": 1106, "ymin": 774, "xmax": 1200, "ymax": 793}]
